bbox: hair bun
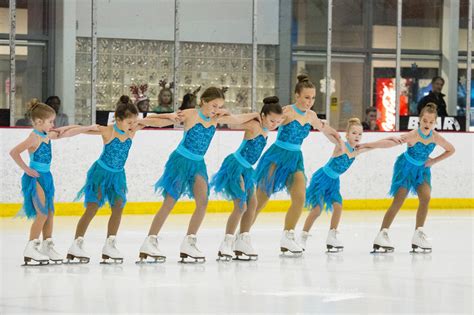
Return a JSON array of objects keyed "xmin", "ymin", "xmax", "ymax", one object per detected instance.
[
  {"xmin": 119, "ymin": 95, "xmax": 131, "ymax": 104},
  {"xmin": 27, "ymin": 98, "xmax": 40, "ymax": 112},
  {"xmin": 348, "ymin": 117, "xmax": 361, "ymax": 124},
  {"xmin": 221, "ymin": 87, "xmax": 229, "ymax": 94},
  {"xmin": 426, "ymin": 102, "xmax": 438, "ymax": 110},
  {"xmin": 297, "ymin": 74, "xmax": 310, "ymax": 83},
  {"xmin": 263, "ymin": 96, "xmax": 279, "ymax": 105}
]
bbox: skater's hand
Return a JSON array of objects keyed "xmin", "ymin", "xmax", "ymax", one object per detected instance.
[
  {"xmin": 424, "ymin": 158, "xmax": 435, "ymax": 167},
  {"xmin": 355, "ymin": 143, "xmax": 369, "ymax": 150},
  {"xmin": 25, "ymin": 167, "xmax": 40, "ymax": 178},
  {"xmin": 176, "ymin": 110, "xmax": 185, "ymax": 122}
]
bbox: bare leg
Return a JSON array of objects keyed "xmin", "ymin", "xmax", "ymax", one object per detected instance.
[
  {"xmin": 240, "ymin": 191, "xmax": 257, "ymax": 233},
  {"xmin": 415, "ymin": 183, "xmax": 431, "ymax": 229},
  {"xmin": 74, "ymin": 202, "xmax": 100, "ymax": 238},
  {"xmin": 148, "ymin": 195, "xmax": 177, "ymax": 236},
  {"xmin": 225, "ymin": 177, "xmax": 246, "ymax": 235},
  {"xmin": 284, "ymin": 172, "xmax": 306, "ymax": 230},
  {"xmin": 42, "ymin": 211, "xmax": 54, "ymax": 239},
  {"xmin": 107, "ymin": 200, "xmax": 124, "ymax": 237},
  {"xmin": 330, "ymin": 203, "xmax": 343, "ymax": 230},
  {"xmin": 302, "ymin": 206, "xmax": 322, "ymax": 232},
  {"xmin": 380, "ymin": 188, "xmax": 409, "ymax": 230},
  {"xmin": 252, "ymin": 164, "xmax": 276, "ymax": 224},
  {"xmin": 29, "ymin": 182, "xmax": 48, "ymax": 240},
  {"xmin": 187, "ymin": 176, "xmax": 208, "ymax": 235}
]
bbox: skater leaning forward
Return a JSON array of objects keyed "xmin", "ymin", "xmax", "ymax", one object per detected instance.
[
  {"xmin": 210, "ymin": 96, "xmax": 284, "ymax": 261},
  {"xmin": 139, "ymin": 86, "xmax": 261, "ymax": 264},
  {"xmin": 67, "ymin": 96, "xmax": 178, "ymax": 264}
]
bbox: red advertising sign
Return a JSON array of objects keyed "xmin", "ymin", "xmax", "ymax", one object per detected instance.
[{"xmin": 375, "ymin": 78, "xmax": 408, "ymax": 131}]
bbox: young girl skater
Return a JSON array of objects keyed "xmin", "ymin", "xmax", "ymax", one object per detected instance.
[
  {"xmin": 300, "ymin": 118, "xmax": 371, "ymax": 252},
  {"xmin": 211, "ymin": 96, "xmax": 284, "ymax": 261},
  {"xmin": 251, "ymin": 75, "xmax": 339, "ymax": 256},
  {"xmin": 10, "ymin": 99, "xmax": 97, "ymax": 265},
  {"xmin": 138, "ymin": 87, "xmax": 260, "ymax": 263},
  {"xmin": 67, "ymin": 96, "xmax": 178, "ymax": 264},
  {"xmin": 358, "ymin": 103, "xmax": 455, "ymax": 253}
]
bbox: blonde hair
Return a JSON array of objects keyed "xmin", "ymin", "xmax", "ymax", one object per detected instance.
[
  {"xmin": 420, "ymin": 102, "xmax": 438, "ymax": 118},
  {"xmin": 346, "ymin": 117, "xmax": 362, "ymax": 132},
  {"xmin": 27, "ymin": 98, "xmax": 56, "ymax": 121}
]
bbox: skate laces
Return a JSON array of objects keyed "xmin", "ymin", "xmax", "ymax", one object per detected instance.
[
  {"xmin": 242, "ymin": 233, "xmax": 251, "ymax": 243},
  {"xmin": 286, "ymin": 230, "xmax": 296, "ymax": 240},
  {"xmin": 76, "ymin": 238, "xmax": 84, "ymax": 249},
  {"xmin": 382, "ymin": 231, "xmax": 390, "ymax": 241},
  {"xmin": 418, "ymin": 230, "xmax": 429, "ymax": 241}
]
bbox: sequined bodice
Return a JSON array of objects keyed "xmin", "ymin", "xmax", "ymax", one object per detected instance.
[
  {"xmin": 181, "ymin": 123, "xmax": 216, "ymax": 156},
  {"xmin": 31, "ymin": 141, "xmax": 52, "ymax": 164},
  {"xmin": 277, "ymin": 120, "xmax": 311, "ymax": 145},
  {"xmin": 236, "ymin": 135, "xmax": 267, "ymax": 165},
  {"xmin": 99, "ymin": 137, "xmax": 132, "ymax": 170},
  {"xmin": 406, "ymin": 142, "xmax": 436, "ymax": 162},
  {"xmin": 326, "ymin": 154, "xmax": 355, "ymax": 175}
]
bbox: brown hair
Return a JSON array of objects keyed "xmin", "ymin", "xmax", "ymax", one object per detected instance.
[
  {"xmin": 346, "ymin": 117, "xmax": 362, "ymax": 132},
  {"xmin": 200, "ymin": 87, "xmax": 227, "ymax": 104},
  {"xmin": 261, "ymin": 96, "xmax": 283, "ymax": 116},
  {"xmin": 420, "ymin": 102, "xmax": 438, "ymax": 118},
  {"xmin": 294, "ymin": 74, "xmax": 315, "ymax": 94},
  {"xmin": 27, "ymin": 98, "xmax": 56, "ymax": 121},
  {"xmin": 115, "ymin": 95, "xmax": 139, "ymax": 120}
]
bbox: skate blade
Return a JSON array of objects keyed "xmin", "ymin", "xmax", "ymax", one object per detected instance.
[
  {"xmin": 22, "ymin": 257, "xmax": 50, "ymax": 266},
  {"xmin": 326, "ymin": 245, "xmax": 344, "ymax": 253},
  {"xmin": 280, "ymin": 247, "xmax": 303, "ymax": 258},
  {"xmin": 50, "ymin": 259, "xmax": 64, "ymax": 265},
  {"xmin": 100, "ymin": 255, "xmax": 124, "ymax": 265},
  {"xmin": 179, "ymin": 253, "xmax": 206, "ymax": 264},
  {"xmin": 136, "ymin": 252, "xmax": 166, "ymax": 264},
  {"xmin": 216, "ymin": 252, "xmax": 233, "ymax": 262},
  {"xmin": 410, "ymin": 244, "xmax": 432, "ymax": 254},
  {"xmin": 370, "ymin": 244, "xmax": 394, "ymax": 254},
  {"xmin": 233, "ymin": 251, "xmax": 258, "ymax": 261},
  {"xmin": 64, "ymin": 254, "xmax": 90, "ymax": 264}
]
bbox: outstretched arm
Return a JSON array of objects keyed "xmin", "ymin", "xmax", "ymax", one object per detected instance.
[
  {"xmin": 49, "ymin": 124, "xmax": 100, "ymax": 139},
  {"xmin": 425, "ymin": 132, "xmax": 455, "ymax": 167},
  {"xmin": 216, "ymin": 111, "xmax": 260, "ymax": 125},
  {"xmin": 138, "ymin": 112, "xmax": 181, "ymax": 129},
  {"xmin": 357, "ymin": 134, "xmax": 407, "ymax": 150}
]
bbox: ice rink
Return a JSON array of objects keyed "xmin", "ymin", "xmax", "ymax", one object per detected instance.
[{"xmin": 1, "ymin": 210, "xmax": 472, "ymax": 314}]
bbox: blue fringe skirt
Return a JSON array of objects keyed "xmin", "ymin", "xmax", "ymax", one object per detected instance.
[
  {"xmin": 210, "ymin": 154, "xmax": 255, "ymax": 210},
  {"xmin": 76, "ymin": 161, "xmax": 127, "ymax": 208},
  {"xmin": 305, "ymin": 168, "xmax": 341, "ymax": 212},
  {"xmin": 155, "ymin": 150, "xmax": 208, "ymax": 201},
  {"xmin": 255, "ymin": 144, "xmax": 305, "ymax": 197},
  {"xmin": 20, "ymin": 171, "xmax": 55, "ymax": 219},
  {"xmin": 390, "ymin": 153, "xmax": 431, "ymax": 196}
]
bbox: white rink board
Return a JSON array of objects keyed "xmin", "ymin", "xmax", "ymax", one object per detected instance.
[{"xmin": 0, "ymin": 128, "xmax": 473, "ymax": 203}]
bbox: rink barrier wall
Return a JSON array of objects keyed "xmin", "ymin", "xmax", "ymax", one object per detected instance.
[
  {"xmin": 0, "ymin": 198, "xmax": 473, "ymax": 217},
  {"xmin": 1, "ymin": 128, "xmax": 472, "ymax": 217}
]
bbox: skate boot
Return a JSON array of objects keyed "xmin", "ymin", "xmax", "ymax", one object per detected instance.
[
  {"xmin": 40, "ymin": 238, "xmax": 64, "ymax": 264},
  {"xmin": 299, "ymin": 231, "xmax": 311, "ymax": 251},
  {"xmin": 326, "ymin": 229, "xmax": 344, "ymax": 253},
  {"xmin": 217, "ymin": 234, "xmax": 235, "ymax": 262},
  {"xmin": 23, "ymin": 239, "xmax": 49, "ymax": 266},
  {"xmin": 372, "ymin": 228, "xmax": 394, "ymax": 253},
  {"xmin": 411, "ymin": 227, "xmax": 432, "ymax": 253},
  {"xmin": 280, "ymin": 230, "xmax": 303, "ymax": 256},
  {"xmin": 66, "ymin": 237, "xmax": 90, "ymax": 263},
  {"xmin": 101, "ymin": 235, "xmax": 124, "ymax": 264},
  {"xmin": 179, "ymin": 234, "xmax": 205, "ymax": 263},
  {"xmin": 234, "ymin": 232, "xmax": 258, "ymax": 261},
  {"xmin": 137, "ymin": 235, "xmax": 166, "ymax": 264}
]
